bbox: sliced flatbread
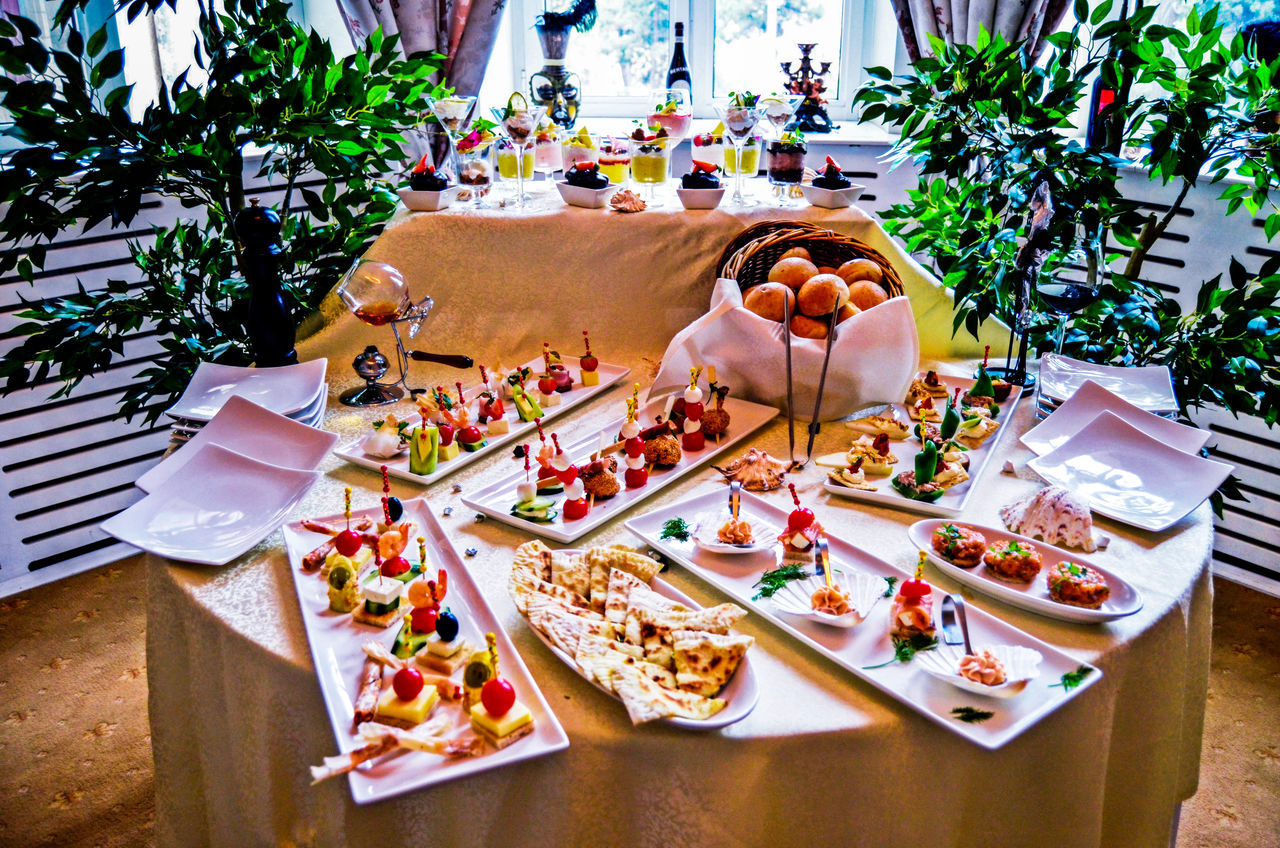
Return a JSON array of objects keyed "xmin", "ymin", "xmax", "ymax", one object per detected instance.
[
  {"xmin": 673, "ymin": 632, "xmax": 754, "ymax": 697},
  {"xmin": 638, "ymin": 604, "xmax": 747, "ymax": 669},
  {"xmin": 533, "ymin": 608, "xmax": 616, "ymax": 657},
  {"xmin": 526, "ymin": 591, "xmax": 603, "ymax": 624},
  {"xmin": 610, "ymin": 664, "xmax": 725, "ymax": 725},
  {"xmin": 514, "ymin": 539, "xmax": 554, "ymax": 579},
  {"xmin": 548, "ymin": 550, "xmax": 591, "ymax": 599},
  {"xmin": 509, "ymin": 564, "xmax": 588, "ymax": 614},
  {"xmin": 604, "ymin": 568, "xmax": 647, "ymax": 624},
  {"xmin": 846, "ymin": 413, "xmax": 909, "ymax": 439},
  {"xmin": 587, "ymin": 561, "xmax": 611, "ymax": 614},
  {"xmin": 583, "ymin": 546, "xmax": 662, "ymax": 584}
]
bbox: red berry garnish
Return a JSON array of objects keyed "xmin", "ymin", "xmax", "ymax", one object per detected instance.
[
  {"xmin": 437, "ymin": 424, "xmax": 455, "ymax": 446},
  {"xmin": 334, "ymin": 529, "xmax": 362, "ymax": 557},
  {"xmin": 481, "ymin": 677, "xmax": 516, "ymax": 717},
  {"xmin": 411, "ymin": 606, "xmax": 438, "ymax": 634},
  {"xmin": 393, "ymin": 666, "xmax": 424, "ymax": 701}
]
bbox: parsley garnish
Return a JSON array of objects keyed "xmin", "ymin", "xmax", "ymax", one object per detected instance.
[
  {"xmin": 752, "ymin": 564, "xmax": 809, "ymax": 600},
  {"xmin": 863, "ymin": 632, "xmax": 937, "ymax": 669},
  {"xmin": 882, "ymin": 576, "xmax": 898, "ymax": 598},
  {"xmin": 660, "ymin": 517, "xmax": 691, "ymax": 542},
  {"xmin": 1050, "ymin": 665, "xmax": 1094, "ymax": 692},
  {"xmin": 951, "ymin": 706, "xmax": 995, "ymax": 724}
]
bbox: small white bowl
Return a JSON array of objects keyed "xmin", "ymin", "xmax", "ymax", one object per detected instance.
[
  {"xmin": 676, "ymin": 187, "xmax": 726, "ymax": 210},
  {"xmin": 555, "ymin": 179, "xmax": 620, "ymax": 209},
  {"xmin": 915, "ymin": 643, "xmax": 1043, "ymax": 699},
  {"xmin": 800, "ymin": 182, "xmax": 866, "ymax": 209},
  {"xmin": 398, "ymin": 185, "xmax": 461, "ymax": 212}
]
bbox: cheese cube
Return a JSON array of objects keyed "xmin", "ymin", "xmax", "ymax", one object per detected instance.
[
  {"xmin": 486, "ymin": 418, "xmax": 510, "ymax": 435},
  {"xmin": 438, "ymin": 441, "xmax": 460, "ymax": 461},
  {"xmin": 580, "ymin": 370, "xmax": 599, "ymax": 386},
  {"xmin": 427, "ymin": 633, "xmax": 464, "ymax": 657},
  {"xmin": 470, "ymin": 700, "xmax": 532, "ymax": 738},
  {"xmin": 363, "ymin": 576, "xmax": 403, "ymax": 606},
  {"xmin": 376, "ymin": 685, "xmax": 440, "ymax": 726},
  {"xmin": 540, "ymin": 392, "xmax": 561, "ymax": 407}
]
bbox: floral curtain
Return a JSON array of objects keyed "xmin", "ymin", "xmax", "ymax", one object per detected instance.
[
  {"xmin": 335, "ymin": 0, "xmax": 506, "ymax": 95},
  {"xmin": 890, "ymin": 0, "xmax": 1072, "ymax": 62}
]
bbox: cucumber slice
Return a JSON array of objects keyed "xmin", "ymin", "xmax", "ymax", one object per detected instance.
[{"xmin": 363, "ymin": 597, "xmax": 401, "ymax": 617}]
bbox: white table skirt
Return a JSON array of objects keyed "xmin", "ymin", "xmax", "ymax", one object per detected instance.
[{"xmin": 147, "ymin": 193, "xmax": 1211, "ymax": 847}]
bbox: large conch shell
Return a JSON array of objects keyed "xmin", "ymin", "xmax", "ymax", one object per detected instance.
[
  {"xmin": 712, "ymin": 448, "xmax": 788, "ymax": 491},
  {"xmin": 609, "ymin": 189, "xmax": 646, "ymax": 213}
]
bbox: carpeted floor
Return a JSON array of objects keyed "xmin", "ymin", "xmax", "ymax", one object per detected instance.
[{"xmin": 0, "ymin": 559, "xmax": 1275, "ymax": 848}]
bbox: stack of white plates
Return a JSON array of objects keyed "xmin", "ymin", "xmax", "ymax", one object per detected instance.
[
  {"xmin": 1035, "ymin": 353, "xmax": 1178, "ymax": 419},
  {"xmin": 104, "ymin": 395, "xmax": 338, "ymax": 564},
  {"xmin": 165, "ymin": 359, "xmax": 329, "ymax": 442}
]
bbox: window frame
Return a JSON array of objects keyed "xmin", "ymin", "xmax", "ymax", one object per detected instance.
[{"xmin": 504, "ymin": 0, "xmax": 906, "ymax": 121}]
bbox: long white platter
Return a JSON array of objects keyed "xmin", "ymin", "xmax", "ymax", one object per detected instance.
[
  {"xmin": 625, "ymin": 488, "xmax": 1100, "ymax": 749},
  {"xmin": 461, "ymin": 394, "xmax": 779, "ymax": 543},
  {"xmin": 823, "ymin": 372, "xmax": 1022, "ymax": 517},
  {"xmin": 334, "ymin": 354, "xmax": 629, "ymax": 486},
  {"xmin": 907, "ymin": 519, "xmax": 1143, "ymax": 624},
  {"xmin": 283, "ymin": 498, "xmax": 569, "ymax": 803},
  {"xmin": 519, "ymin": 550, "xmax": 760, "ymax": 730}
]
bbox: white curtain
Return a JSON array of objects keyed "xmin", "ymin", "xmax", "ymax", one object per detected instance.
[
  {"xmin": 890, "ymin": 0, "xmax": 1072, "ymax": 62},
  {"xmin": 334, "ymin": 0, "xmax": 507, "ymax": 95}
]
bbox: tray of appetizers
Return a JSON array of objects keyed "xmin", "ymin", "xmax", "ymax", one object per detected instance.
[
  {"xmin": 625, "ymin": 487, "xmax": 1101, "ymax": 749},
  {"xmin": 461, "ymin": 375, "xmax": 778, "ymax": 543},
  {"xmin": 334, "ymin": 344, "xmax": 629, "ymax": 487},
  {"xmin": 820, "ymin": 366, "xmax": 1021, "ymax": 517},
  {"xmin": 506, "ymin": 540, "xmax": 758, "ymax": 728},
  {"xmin": 283, "ymin": 496, "xmax": 569, "ymax": 803},
  {"xmin": 907, "ymin": 519, "xmax": 1143, "ymax": 623}
]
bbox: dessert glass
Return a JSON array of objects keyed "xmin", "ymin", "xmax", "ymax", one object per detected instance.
[
  {"xmin": 630, "ymin": 134, "xmax": 673, "ymax": 206},
  {"xmin": 561, "ymin": 132, "xmax": 602, "ymax": 172},
  {"xmin": 647, "ymin": 88, "xmax": 693, "ymax": 142},
  {"xmin": 766, "ymin": 134, "xmax": 807, "ymax": 206},
  {"xmin": 597, "ymin": 136, "xmax": 632, "ymax": 185},
  {"xmin": 491, "ymin": 104, "xmax": 547, "ymax": 210},
  {"xmin": 456, "ymin": 141, "xmax": 494, "ymax": 208},
  {"xmin": 711, "ymin": 97, "xmax": 767, "ymax": 206}
]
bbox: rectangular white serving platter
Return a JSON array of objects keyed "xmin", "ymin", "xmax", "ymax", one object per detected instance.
[
  {"xmin": 625, "ymin": 488, "xmax": 1100, "ymax": 749},
  {"xmin": 823, "ymin": 373, "xmax": 1023, "ymax": 517},
  {"xmin": 282, "ymin": 498, "xmax": 569, "ymax": 804},
  {"xmin": 334, "ymin": 355, "xmax": 630, "ymax": 486},
  {"xmin": 461, "ymin": 395, "xmax": 779, "ymax": 543}
]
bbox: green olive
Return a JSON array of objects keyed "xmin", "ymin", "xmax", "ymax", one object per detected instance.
[{"xmin": 328, "ymin": 564, "xmax": 353, "ymax": 590}]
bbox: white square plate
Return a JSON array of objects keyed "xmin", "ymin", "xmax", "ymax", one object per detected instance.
[
  {"xmin": 1021, "ymin": 379, "xmax": 1209, "ymax": 457},
  {"xmin": 1038, "ymin": 353, "xmax": 1176, "ymax": 412},
  {"xmin": 138, "ymin": 396, "xmax": 338, "ymax": 493},
  {"xmin": 102, "ymin": 443, "xmax": 318, "ymax": 564},
  {"xmin": 165, "ymin": 359, "xmax": 328, "ymax": 421},
  {"xmin": 1027, "ymin": 411, "xmax": 1232, "ymax": 532}
]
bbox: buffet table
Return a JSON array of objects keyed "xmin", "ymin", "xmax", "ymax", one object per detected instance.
[{"xmin": 146, "ymin": 198, "xmax": 1211, "ymax": 848}]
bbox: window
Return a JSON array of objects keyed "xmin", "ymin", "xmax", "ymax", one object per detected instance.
[{"xmin": 490, "ymin": 0, "xmax": 905, "ymax": 120}]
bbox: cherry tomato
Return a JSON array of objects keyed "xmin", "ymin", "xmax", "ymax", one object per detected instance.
[
  {"xmin": 381, "ymin": 555, "xmax": 411, "ymax": 577},
  {"xmin": 481, "ymin": 677, "xmax": 516, "ymax": 717},
  {"xmin": 624, "ymin": 437, "xmax": 645, "ymax": 458},
  {"xmin": 538, "ymin": 376, "xmax": 558, "ymax": 395},
  {"xmin": 624, "ymin": 467, "xmax": 648, "ymax": 489},
  {"xmin": 684, "ymin": 402, "xmax": 704, "ymax": 420},
  {"xmin": 555, "ymin": 465, "xmax": 579, "ymax": 486},
  {"xmin": 435, "ymin": 609, "xmax": 460, "ymax": 642},
  {"xmin": 563, "ymin": 498, "xmax": 590, "ymax": 520},
  {"xmin": 681, "ymin": 431, "xmax": 705, "ymax": 452},
  {"xmin": 580, "ymin": 355, "xmax": 598, "ymax": 372},
  {"xmin": 411, "ymin": 606, "xmax": 438, "ymax": 634},
  {"xmin": 334, "ymin": 529, "xmax": 362, "ymax": 557},
  {"xmin": 460, "ymin": 425, "xmax": 483, "ymax": 445},
  {"xmin": 787, "ymin": 508, "xmax": 815, "ymax": 532},
  {"xmin": 899, "ymin": 578, "xmax": 931, "ymax": 599},
  {"xmin": 392, "ymin": 667, "xmax": 424, "ymax": 701}
]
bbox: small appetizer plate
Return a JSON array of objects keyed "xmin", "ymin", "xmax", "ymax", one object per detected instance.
[
  {"xmin": 691, "ymin": 511, "xmax": 780, "ymax": 556},
  {"xmin": 768, "ymin": 568, "xmax": 886, "ymax": 628},
  {"xmin": 908, "ymin": 518, "xmax": 1143, "ymax": 623},
  {"xmin": 523, "ymin": 552, "xmax": 760, "ymax": 731},
  {"xmin": 137, "ymin": 395, "xmax": 337, "ymax": 493},
  {"xmin": 1027, "ymin": 412, "xmax": 1232, "ymax": 532},
  {"xmin": 799, "ymin": 182, "xmax": 866, "ymax": 209},
  {"xmin": 103, "ymin": 443, "xmax": 318, "ymax": 565},
  {"xmin": 1038, "ymin": 353, "xmax": 1177, "ymax": 413},
  {"xmin": 675, "ymin": 187, "xmax": 726, "ymax": 210},
  {"xmin": 397, "ymin": 184, "xmax": 461, "ymax": 211},
  {"xmin": 627, "ymin": 487, "xmax": 1102, "ymax": 749},
  {"xmin": 1021, "ymin": 379, "xmax": 1209, "ymax": 457},
  {"xmin": 915, "ymin": 643, "xmax": 1043, "ymax": 699},
  {"xmin": 165, "ymin": 358, "xmax": 328, "ymax": 422},
  {"xmin": 555, "ymin": 179, "xmax": 620, "ymax": 209}
]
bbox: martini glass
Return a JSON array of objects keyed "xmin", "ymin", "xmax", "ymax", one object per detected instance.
[
  {"xmin": 426, "ymin": 95, "xmax": 477, "ymax": 178},
  {"xmin": 760, "ymin": 93, "xmax": 805, "ymax": 137},
  {"xmin": 712, "ymin": 97, "xmax": 767, "ymax": 206},
  {"xmin": 647, "ymin": 88, "xmax": 693, "ymax": 143},
  {"xmin": 491, "ymin": 101, "xmax": 547, "ymax": 210}
]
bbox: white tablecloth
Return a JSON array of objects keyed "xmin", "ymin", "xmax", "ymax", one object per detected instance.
[{"xmin": 147, "ymin": 191, "xmax": 1211, "ymax": 847}]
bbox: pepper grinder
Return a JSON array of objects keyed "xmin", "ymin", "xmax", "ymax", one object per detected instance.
[{"xmin": 234, "ymin": 198, "xmax": 297, "ymax": 367}]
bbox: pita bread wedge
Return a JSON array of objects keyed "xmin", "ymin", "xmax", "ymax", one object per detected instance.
[
  {"xmin": 628, "ymin": 583, "xmax": 691, "ymax": 615},
  {"xmin": 509, "ymin": 564, "xmax": 587, "ymax": 614},
  {"xmin": 536, "ymin": 609, "xmax": 615, "ymax": 657},
  {"xmin": 610, "ymin": 665, "xmax": 725, "ymax": 725},
  {"xmin": 587, "ymin": 561, "xmax": 611, "ymax": 614},
  {"xmin": 583, "ymin": 546, "xmax": 662, "ymax": 584},
  {"xmin": 548, "ymin": 550, "xmax": 591, "ymax": 599},
  {"xmin": 526, "ymin": 592, "xmax": 603, "ymax": 626},
  {"xmin": 514, "ymin": 539, "xmax": 554, "ymax": 579},
  {"xmin": 595, "ymin": 652, "xmax": 677, "ymax": 690},
  {"xmin": 673, "ymin": 632, "xmax": 754, "ymax": 697},
  {"xmin": 638, "ymin": 604, "xmax": 747, "ymax": 669},
  {"xmin": 604, "ymin": 569, "xmax": 647, "ymax": 624},
  {"xmin": 574, "ymin": 633, "xmax": 615, "ymax": 684}
]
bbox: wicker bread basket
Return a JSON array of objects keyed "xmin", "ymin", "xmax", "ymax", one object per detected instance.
[{"xmin": 717, "ymin": 220, "xmax": 906, "ymax": 299}]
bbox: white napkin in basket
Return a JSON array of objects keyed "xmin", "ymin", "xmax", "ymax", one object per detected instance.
[{"xmin": 650, "ymin": 278, "xmax": 919, "ymax": 421}]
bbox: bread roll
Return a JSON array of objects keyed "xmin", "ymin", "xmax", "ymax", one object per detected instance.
[
  {"xmin": 797, "ymin": 273, "xmax": 850, "ymax": 317},
  {"xmin": 779, "ymin": 247, "xmax": 811, "ymax": 261},
  {"xmin": 767, "ymin": 257, "xmax": 820, "ymax": 292},
  {"xmin": 816, "ymin": 266, "xmax": 838, "ymax": 275},
  {"xmin": 835, "ymin": 303, "xmax": 861, "ymax": 324},
  {"xmin": 848, "ymin": 280, "xmax": 889, "ymax": 311},
  {"xmin": 789, "ymin": 313, "xmax": 829, "ymax": 339},
  {"xmin": 743, "ymin": 282, "xmax": 795, "ymax": 323},
  {"xmin": 836, "ymin": 258, "xmax": 885, "ymax": 285}
]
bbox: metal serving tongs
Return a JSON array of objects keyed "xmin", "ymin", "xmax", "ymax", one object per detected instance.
[
  {"xmin": 781, "ymin": 296, "xmax": 842, "ymax": 470},
  {"xmin": 940, "ymin": 594, "xmax": 974, "ymax": 655}
]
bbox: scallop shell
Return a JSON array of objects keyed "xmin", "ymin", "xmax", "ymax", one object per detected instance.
[
  {"xmin": 770, "ymin": 569, "xmax": 886, "ymax": 628},
  {"xmin": 915, "ymin": 643, "xmax": 1043, "ymax": 699},
  {"xmin": 691, "ymin": 511, "xmax": 779, "ymax": 555}
]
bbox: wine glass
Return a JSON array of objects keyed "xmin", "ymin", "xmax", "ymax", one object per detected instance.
[
  {"xmin": 336, "ymin": 261, "xmax": 413, "ymax": 405},
  {"xmin": 648, "ymin": 88, "xmax": 693, "ymax": 143},
  {"xmin": 491, "ymin": 100, "xmax": 547, "ymax": 210},
  {"xmin": 712, "ymin": 96, "xmax": 766, "ymax": 206},
  {"xmin": 1039, "ymin": 232, "xmax": 1105, "ymax": 355}
]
